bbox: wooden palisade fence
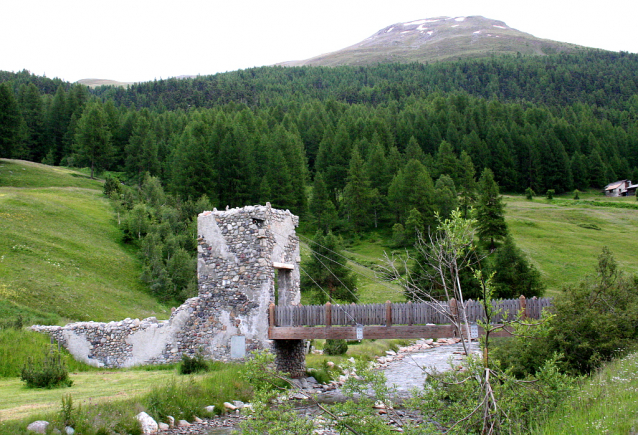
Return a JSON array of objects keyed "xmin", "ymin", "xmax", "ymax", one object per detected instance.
[{"xmin": 268, "ymin": 296, "xmax": 552, "ymax": 340}]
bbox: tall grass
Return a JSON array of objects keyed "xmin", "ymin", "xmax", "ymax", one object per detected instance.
[
  {"xmin": 145, "ymin": 365, "xmax": 251, "ymax": 422},
  {"xmin": 533, "ymin": 351, "xmax": 638, "ymax": 434},
  {"xmin": 0, "ymin": 329, "xmax": 97, "ymax": 378}
]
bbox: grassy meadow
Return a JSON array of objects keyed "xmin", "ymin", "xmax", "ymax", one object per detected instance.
[
  {"xmin": 0, "ymin": 159, "xmax": 168, "ymax": 323},
  {"xmin": 505, "ymin": 192, "xmax": 638, "ymax": 296}
]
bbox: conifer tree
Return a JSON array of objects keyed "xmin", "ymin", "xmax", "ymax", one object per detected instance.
[
  {"xmin": 0, "ymin": 83, "xmax": 22, "ymax": 158},
  {"xmin": 434, "ymin": 175, "xmax": 458, "ymax": 220},
  {"xmin": 476, "ymin": 168, "xmax": 507, "ymax": 251},
  {"xmin": 74, "ymin": 102, "xmax": 112, "ymax": 179},
  {"xmin": 126, "ymin": 112, "xmax": 159, "ymax": 185},
  {"xmin": 301, "ymin": 231, "xmax": 357, "ymax": 304},
  {"xmin": 17, "ymin": 83, "xmax": 45, "ymax": 161},
  {"xmin": 309, "ymin": 172, "xmax": 337, "ymax": 233},
  {"xmin": 488, "ymin": 235, "xmax": 544, "ymax": 298},
  {"xmin": 342, "ymin": 148, "xmax": 372, "ymax": 232},
  {"xmin": 458, "ymin": 151, "xmax": 478, "ymax": 217},
  {"xmin": 170, "ymin": 120, "xmax": 216, "ymax": 200}
]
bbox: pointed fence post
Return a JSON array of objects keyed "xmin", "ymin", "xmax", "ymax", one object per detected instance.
[
  {"xmin": 269, "ymin": 303, "xmax": 276, "ymax": 328},
  {"xmin": 408, "ymin": 301, "xmax": 413, "ymax": 326},
  {"xmin": 449, "ymin": 298, "xmax": 459, "ymax": 337},
  {"xmin": 519, "ymin": 295, "xmax": 528, "ymax": 320},
  {"xmin": 325, "ymin": 302, "xmax": 332, "ymax": 328},
  {"xmin": 386, "ymin": 300, "xmax": 392, "ymax": 327}
]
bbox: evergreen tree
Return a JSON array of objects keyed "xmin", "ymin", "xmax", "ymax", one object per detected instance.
[
  {"xmin": 434, "ymin": 175, "xmax": 458, "ymax": 219},
  {"xmin": 342, "ymin": 148, "xmax": 372, "ymax": 232},
  {"xmin": 170, "ymin": 120, "xmax": 216, "ymax": 201},
  {"xmin": 476, "ymin": 168, "xmax": 507, "ymax": 251},
  {"xmin": 17, "ymin": 83, "xmax": 45, "ymax": 161},
  {"xmin": 301, "ymin": 231, "xmax": 357, "ymax": 304},
  {"xmin": 458, "ymin": 151, "xmax": 478, "ymax": 218},
  {"xmin": 125, "ymin": 111, "xmax": 159, "ymax": 185},
  {"xmin": 309, "ymin": 172, "xmax": 337, "ymax": 233},
  {"xmin": 0, "ymin": 83, "xmax": 22, "ymax": 158},
  {"xmin": 44, "ymin": 85, "xmax": 68, "ymax": 164},
  {"xmin": 74, "ymin": 102, "xmax": 112, "ymax": 178},
  {"xmin": 404, "ymin": 136, "xmax": 426, "ymax": 164},
  {"xmin": 488, "ymin": 235, "xmax": 545, "ymax": 298},
  {"xmin": 571, "ymin": 152, "xmax": 589, "ymax": 190},
  {"xmin": 435, "ymin": 140, "xmax": 460, "ymax": 181}
]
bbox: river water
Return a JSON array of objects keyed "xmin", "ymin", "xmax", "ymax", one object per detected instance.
[
  {"xmin": 200, "ymin": 339, "xmax": 480, "ymax": 434},
  {"xmin": 383, "ymin": 340, "xmax": 480, "ymax": 397}
]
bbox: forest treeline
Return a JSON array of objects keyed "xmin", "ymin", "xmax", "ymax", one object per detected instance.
[{"xmin": 1, "ymin": 50, "xmax": 638, "ymax": 301}]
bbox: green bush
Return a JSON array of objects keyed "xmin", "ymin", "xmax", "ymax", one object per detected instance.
[
  {"xmin": 20, "ymin": 347, "xmax": 73, "ymax": 388},
  {"xmin": 179, "ymin": 351, "xmax": 209, "ymax": 374},
  {"xmin": 525, "ymin": 187, "xmax": 535, "ymax": 200},
  {"xmin": 324, "ymin": 339, "xmax": 348, "ymax": 356},
  {"xmin": 495, "ymin": 247, "xmax": 638, "ymax": 376},
  {"xmin": 573, "ymin": 189, "xmax": 580, "ymax": 199},
  {"xmin": 103, "ymin": 175, "xmax": 122, "ymax": 197},
  {"xmin": 414, "ymin": 355, "xmax": 576, "ymax": 434},
  {"xmin": 546, "ymin": 189, "xmax": 555, "ymax": 199}
]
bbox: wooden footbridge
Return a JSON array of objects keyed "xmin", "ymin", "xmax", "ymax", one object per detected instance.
[{"xmin": 269, "ymin": 296, "xmax": 552, "ymax": 340}]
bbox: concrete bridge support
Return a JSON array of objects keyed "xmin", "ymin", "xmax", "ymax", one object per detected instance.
[{"xmin": 273, "ymin": 339, "xmax": 306, "ymax": 379}]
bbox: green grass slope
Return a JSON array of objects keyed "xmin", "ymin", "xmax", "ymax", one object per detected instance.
[
  {"xmin": 533, "ymin": 351, "xmax": 638, "ymax": 434},
  {"xmin": 505, "ymin": 193, "xmax": 638, "ymax": 296},
  {"xmin": 0, "ymin": 159, "xmax": 168, "ymax": 324}
]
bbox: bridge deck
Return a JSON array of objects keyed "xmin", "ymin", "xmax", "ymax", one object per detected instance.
[{"xmin": 268, "ymin": 296, "xmax": 551, "ymax": 340}]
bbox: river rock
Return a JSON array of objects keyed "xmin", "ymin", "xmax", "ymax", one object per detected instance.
[
  {"xmin": 26, "ymin": 421, "xmax": 49, "ymax": 434},
  {"xmin": 136, "ymin": 412, "xmax": 158, "ymax": 434}
]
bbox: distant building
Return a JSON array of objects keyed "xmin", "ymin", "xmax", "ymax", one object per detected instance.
[{"xmin": 604, "ymin": 180, "xmax": 637, "ymax": 196}]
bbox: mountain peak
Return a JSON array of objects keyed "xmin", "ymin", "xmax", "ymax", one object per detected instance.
[{"xmin": 279, "ymin": 16, "xmax": 583, "ymax": 67}]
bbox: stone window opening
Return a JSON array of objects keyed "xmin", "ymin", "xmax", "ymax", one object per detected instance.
[{"xmin": 274, "ymin": 267, "xmax": 293, "ymax": 306}]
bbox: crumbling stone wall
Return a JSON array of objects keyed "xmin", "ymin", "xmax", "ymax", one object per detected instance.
[{"xmin": 33, "ymin": 204, "xmax": 301, "ymax": 368}]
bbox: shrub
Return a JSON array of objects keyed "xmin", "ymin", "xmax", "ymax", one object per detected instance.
[
  {"xmin": 324, "ymin": 339, "xmax": 348, "ymax": 356},
  {"xmin": 525, "ymin": 187, "xmax": 535, "ymax": 200},
  {"xmin": 546, "ymin": 189, "xmax": 555, "ymax": 199},
  {"xmin": 20, "ymin": 347, "xmax": 73, "ymax": 388},
  {"xmin": 573, "ymin": 189, "xmax": 580, "ymax": 199},
  {"xmin": 495, "ymin": 247, "xmax": 638, "ymax": 376},
  {"xmin": 414, "ymin": 355, "xmax": 576, "ymax": 434},
  {"xmin": 179, "ymin": 351, "xmax": 209, "ymax": 374},
  {"xmin": 103, "ymin": 175, "xmax": 122, "ymax": 197}
]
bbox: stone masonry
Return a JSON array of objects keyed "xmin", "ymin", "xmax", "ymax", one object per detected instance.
[{"xmin": 33, "ymin": 204, "xmax": 301, "ymax": 368}]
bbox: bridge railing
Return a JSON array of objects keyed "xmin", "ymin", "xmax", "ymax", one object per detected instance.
[{"xmin": 272, "ymin": 296, "xmax": 552, "ymax": 327}]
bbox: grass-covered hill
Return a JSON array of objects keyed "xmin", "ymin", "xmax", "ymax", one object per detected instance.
[{"xmin": 0, "ymin": 159, "xmax": 169, "ymax": 326}]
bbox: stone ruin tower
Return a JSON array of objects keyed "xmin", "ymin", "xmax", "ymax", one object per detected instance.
[
  {"xmin": 33, "ymin": 204, "xmax": 302, "ymax": 369},
  {"xmin": 196, "ymin": 204, "xmax": 301, "ymax": 359}
]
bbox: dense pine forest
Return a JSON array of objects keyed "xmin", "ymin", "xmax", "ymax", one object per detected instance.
[{"xmin": 2, "ymin": 49, "xmax": 638, "ymax": 302}]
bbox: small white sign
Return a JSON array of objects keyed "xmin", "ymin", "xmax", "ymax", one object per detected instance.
[
  {"xmin": 470, "ymin": 324, "xmax": 479, "ymax": 339},
  {"xmin": 356, "ymin": 324, "xmax": 364, "ymax": 340}
]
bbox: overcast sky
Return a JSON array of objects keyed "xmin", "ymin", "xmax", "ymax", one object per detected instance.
[{"xmin": 2, "ymin": 0, "xmax": 636, "ymax": 84}]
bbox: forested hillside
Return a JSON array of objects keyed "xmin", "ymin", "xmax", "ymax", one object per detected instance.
[{"xmin": 2, "ymin": 49, "xmax": 638, "ymax": 301}]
